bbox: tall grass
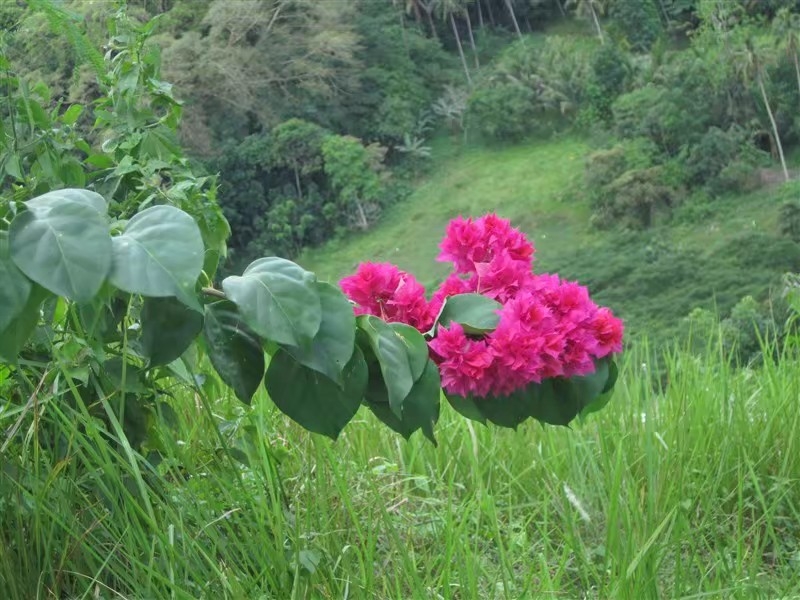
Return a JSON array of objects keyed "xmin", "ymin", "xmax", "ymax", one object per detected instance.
[{"xmin": 2, "ymin": 336, "xmax": 800, "ymax": 599}]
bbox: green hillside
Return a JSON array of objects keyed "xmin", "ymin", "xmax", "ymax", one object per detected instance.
[{"xmin": 300, "ymin": 136, "xmax": 800, "ymax": 346}]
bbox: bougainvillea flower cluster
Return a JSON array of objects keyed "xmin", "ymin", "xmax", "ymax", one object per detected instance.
[{"xmin": 340, "ymin": 214, "xmax": 623, "ymax": 398}]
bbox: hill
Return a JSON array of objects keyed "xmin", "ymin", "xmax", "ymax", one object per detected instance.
[{"xmin": 299, "ymin": 136, "xmax": 800, "ymax": 347}]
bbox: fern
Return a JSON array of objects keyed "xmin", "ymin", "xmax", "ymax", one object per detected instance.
[{"xmin": 27, "ymin": 0, "xmax": 107, "ymax": 83}]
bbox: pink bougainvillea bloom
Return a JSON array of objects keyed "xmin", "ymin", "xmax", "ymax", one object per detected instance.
[
  {"xmin": 429, "ymin": 323, "xmax": 496, "ymax": 397},
  {"xmin": 340, "ymin": 262, "xmax": 434, "ymax": 332},
  {"xmin": 341, "ymin": 213, "xmax": 624, "ymax": 399},
  {"xmin": 437, "ymin": 214, "xmax": 534, "ymax": 275},
  {"xmin": 590, "ymin": 307, "xmax": 624, "ymax": 357}
]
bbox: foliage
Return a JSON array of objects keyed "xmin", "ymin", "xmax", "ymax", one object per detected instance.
[{"xmin": 608, "ymin": 0, "xmax": 663, "ymax": 52}]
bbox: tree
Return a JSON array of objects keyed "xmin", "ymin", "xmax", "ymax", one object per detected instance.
[
  {"xmin": 160, "ymin": 0, "xmax": 362, "ymax": 150},
  {"xmin": 269, "ymin": 119, "xmax": 327, "ymax": 201},
  {"xmin": 321, "ymin": 135, "xmax": 385, "ymax": 231},
  {"xmin": 773, "ymin": 7, "xmax": 800, "ymax": 103},
  {"xmin": 735, "ymin": 36, "xmax": 790, "ymax": 182},
  {"xmin": 434, "ymin": 0, "xmax": 473, "ymax": 85},
  {"xmin": 565, "ymin": 0, "xmax": 607, "ymax": 43}
]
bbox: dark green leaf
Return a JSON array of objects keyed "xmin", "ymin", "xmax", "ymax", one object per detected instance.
[
  {"xmin": 265, "ymin": 346, "xmax": 367, "ymax": 440},
  {"xmin": 283, "ymin": 282, "xmax": 355, "ymax": 385},
  {"xmin": 9, "ymin": 189, "xmax": 111, "ymax": 302},
  {"xmin": 365, "ymin": 360, "xmax": 440, "ymax": 444},
  {"xmin": 222, "ymin": 257, "xmax": 321, "ymax": 347},
  {"xmin": 434, "ymin": 293, "xmax": 502, "ymax": 335},
  {"xmin": 141, "ymin": 296, "xmax": 204, "ymax": 367},
  {"xmin": 109, "ymin": 205, "xmax": 204, "ymax": 310},
  {"xmin": 580, "ymin": 358, "xmax": 618, "ymax": 419},
  {"xmin": 203, "ymin": 301, "xmax": 264, "ymax": 405},
  {"xmin": 0, "ymin": 231, "xmax": 32, "ymax": 332},
  {"xmin": 0, "ymin": 285, "xmax": 49, "ymax": 363},
  {"xmin": 357, "ymin": 315, "xmax": 415, "ymax": 418},
  {"xmin": 447, "ymin": 358, "xmax": 616, "ymax": 429}
]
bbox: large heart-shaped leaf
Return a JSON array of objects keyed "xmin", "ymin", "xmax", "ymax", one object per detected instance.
[
  {"xmin": 222, "ymin": 257, "xmax": 321, "ymax": 347},
  {"xmin": 203, "ymin": 301, "xmax": 265, "ymax": 405},
  {"xmin": 265, "ymin": 346, "xmax": 367, "ymax": 440},
  {"xmin": 109, "ymin": 205, "xmax": 204, "ymax": 310},
  {"xmin": 141, "ymin": 296, "xmax": 204, "ymax": 367},
  {"xmin": 9, "ymin": 190, "xmax": 111, "ymax": 302},
  {"xmin": 0, "ymin": 231, "xmax": 32, "ymax": 331},
  {"xmin": 366, "ymin": 358, "xmax": 441, "ymax": 445},
  {"xmin": 356, "ymin": 315, "xmax": 416, "ymax": 418},
  {"xmin": 283, "ymin": 282, "xmax": 355, "ymax": 385},
  {"xmin": 26, "ymin": 188, "xmax": 108, "ymax": 216},
  {"xmin": 433, "ymin": 293, "xmax": 502, "ymax": 335}
]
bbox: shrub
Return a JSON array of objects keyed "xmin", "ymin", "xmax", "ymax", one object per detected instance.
[{"xmin": 466, "ymin": 82, "xmax": 539, "ymax": 142}]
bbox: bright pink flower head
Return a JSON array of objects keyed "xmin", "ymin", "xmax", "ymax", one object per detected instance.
[
  {"xmin": 340, "ymin": 262, "xmax": 433, "ymax": 332},
  {"xmin": 590, "ymin": 307, "xmax": 624, "ymax": 357},
  {"xmin": 437, "ymin": 214, "xmax": 534, "ymax": 275},
  {"xmin": 340, "ymin": 214, "xmax": 624, "ymax": 400},
  {"xmin": 429, "ymin": 323, "xmax": 497, "ymax": 397}
]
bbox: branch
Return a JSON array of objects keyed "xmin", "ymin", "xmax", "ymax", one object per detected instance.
[{"xmin": 201, "ymin": 287, "xmax": 227, "ymax": 300}]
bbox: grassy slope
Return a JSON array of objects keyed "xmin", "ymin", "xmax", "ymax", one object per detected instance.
[
  {"xmin": 4, "ymin": 344, "xmax": 800, "ymax": 599},
  {"xmin": 300, "ymin": 136, "xmax": 800, "ymax": 346}
]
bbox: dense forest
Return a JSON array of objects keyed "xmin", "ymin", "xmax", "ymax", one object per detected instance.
[
  {"xmin": 2, "ymin": 1, "xmax": 800, "ymax": 598},
  {"xmin": 3, "ymin": 0, "xmax": 800, "ymax": 355}
]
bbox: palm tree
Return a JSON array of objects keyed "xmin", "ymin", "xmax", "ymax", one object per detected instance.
[
  {"xmin": 773, "ymin": 7, "xmax": 800, "ymax": 103},
  {"xmin": 434, "ymin": 0, "xmax": 473, "ymax": 85},
  {"xmin": 565, "ymin": 0, "xmax": 606, "ymax": 44},
  {"xmin": 736, "ymin": 36, "xmax": 790, "ymax": 182},
  {"xmin": 503, "ymin": 0, "xmax": 524, "ymax": 40}
]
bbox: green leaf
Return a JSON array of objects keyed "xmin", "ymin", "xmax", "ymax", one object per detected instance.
[
  {"xmin": 0, "ymin": 286, "xmax": 50, "ymax": 363},
  {"xmin": 265, "ymin": 346, "xmax": 367, "ymax": 440},
  {"xmin": 141, "ymin": 296, "xmax": 204, "ymax": 367},
  {"xmin": 9, "ymin": 189, "xmax": 112, "ymax": 302},
  {"xmin": 389, "ymin": 322, "xmax": 429, "ymax": 382},
  {"xmin": 203, "ymin": 301, "xmax": 265, "ymax": 405},
  {"xmin": 282, "ymin": 282, "xmax": 355, "ymax": 385},
  {"xmin": 109, "ymin": 205, "xmax": 204, "ymax": 310},
  {"xmin": 61, "ymin": 104, "xmax": 83, "ymax": 126},
  {"xmin": 367, "ymin": 359, "xmax": 441, "ymax": 444},
  {"xmin": 26, "ymin": 188, "xmax": 107, "ymax": 215},
  {"xmin": 580, "ymin": 358, "xmax": 618, "ymax": 419},
  {"xmin": 222, "ymin": 257, "xmax": 321, "ymax": 347},
  {"xmin": 434, "ymin": 293, "xmax": 502, "ymax": 335},
  {"xmin": 0, "ymin": 231, "xmax": 32, "ymax": 332},
  {"xmin": 356, "ymin": 315, "xmax": 415, "ymax": 418}
]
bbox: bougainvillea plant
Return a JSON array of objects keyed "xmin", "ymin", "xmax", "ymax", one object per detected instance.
[
  {"xmin": 340, "ymin": 214, "xmax": 623, "ymax": 432},
  {"xmin": 0, "ymin": 189, "xmax": 621, "ymax": 449}
]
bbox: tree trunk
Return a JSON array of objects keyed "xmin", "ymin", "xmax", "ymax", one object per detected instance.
[
  {"xmin": 477, "ymin": 0, "xmax": 485, "ymax": 28},
  {"xmin": 793, "ymin": 47, "xmax": 800, "ymax": 102},
  {"xmin": 425, "ymin": 5, "xmax": 438, "ymax": 38},
  {"xmin": 451, "ymin": 14, "xmax": 473, "ymax": 85},
  {"xmin": 484, "ymin": 0, "xmax": 496, "ymax": 27},
  {"xmin": 294, "ymin": 166, "xmax": 303, "ymax": 200},
  {"xmin": 554, "ymin": 0, "xmax": 566, "ymax": 17},
  {"xmin": 504, "ymin": 0, "xmax": 523, "ymax": 40},
  {"xmin": 465, "ymin": 9, "xmax": 480, "ymax": 68},
  {"xmin": 590, "ymin": 3, "xmax": 605, "ymax": 44},
  {"xmin": 758, "ymin": 73, "xmax": 790, "ymax": 182},
  {"xmin": 355, "ymin": 199, "xmax": 369, "ymax": 230}
]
